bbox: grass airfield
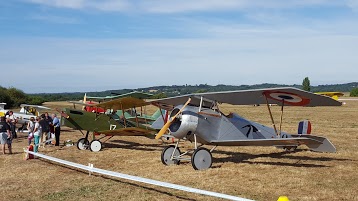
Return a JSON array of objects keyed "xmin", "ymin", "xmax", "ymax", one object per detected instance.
[{"xmin": 1, "ymin": 100, "xmax": 357, "ymax": 201}]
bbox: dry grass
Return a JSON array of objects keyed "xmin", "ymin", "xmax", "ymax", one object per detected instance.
[{"xmin": 1, "ymin": 100, "xmax": 358, "ymax": 201}]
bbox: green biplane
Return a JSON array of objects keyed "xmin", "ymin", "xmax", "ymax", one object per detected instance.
[{"xmin": 61, "ymin": 96, "xmax": 166, "ymax": 152}]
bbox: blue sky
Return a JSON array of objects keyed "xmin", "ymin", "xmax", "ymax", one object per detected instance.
[{"xmin": 1, "ymin": 0, "xmax": 357, "ymax": 93}]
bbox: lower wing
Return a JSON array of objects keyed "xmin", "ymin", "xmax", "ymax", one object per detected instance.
[{"xmin": 98, "ymin": 127, "xmax": 157, "ymax": 136}]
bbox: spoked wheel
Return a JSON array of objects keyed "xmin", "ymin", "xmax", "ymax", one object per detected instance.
[
  {"xmin": 90, "ymin": 140, "xmax": 102, "ymax": 152},
  {"xmin": 161, "ymin": 145, "xmax": 181, "ymax": 165},
  {"xmin": 77, "ymin": 138, "xmax": 89, "ymax": 150},
  {"xmin": 191, "ymin": 147, "xmax": 212, "ymax": 170}
]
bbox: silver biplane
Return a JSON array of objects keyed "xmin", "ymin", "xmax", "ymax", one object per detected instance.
[{"xmin": 151, "ymin": 87, "xmax": 341, "ymax": 170}]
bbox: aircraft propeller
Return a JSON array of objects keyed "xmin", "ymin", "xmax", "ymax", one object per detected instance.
[{"xmin": 155, "ymin": 98, "xmax": 191, "ymax": 140}]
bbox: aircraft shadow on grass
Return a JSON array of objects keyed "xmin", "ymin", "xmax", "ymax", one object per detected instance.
[{"xmin": 103, "ymin": 140, "xmax": 351, "ymax": 169}]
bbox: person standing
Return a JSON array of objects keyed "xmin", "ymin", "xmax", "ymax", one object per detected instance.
[
  {"xmin": 52, "ymin": 114, "xmax": 60, "ymax": 146},
  {"xmin": 33, "ymin": 117, "xmax": 42, "ymax": 153},
  {"xmin": 0, "ymin": 116, "xmax": 11, "ymax": 154},
  {"xmin": 27, "ymin": 117, "xmax": 35, "ymax": 145},
  {"xmin": 44, "ymin": 112, "xmax": 53, "ymax": 142},
  {"xmin": 6, "ymin": 111, "xmax": 17, "ymax": 139},
  {"xmin": 39, "ymin": 114, "xmax": 49, "ymax": 148},
  {"xmin": 5, "ymin": 118, "xmax": 13, "ymax": 154}
]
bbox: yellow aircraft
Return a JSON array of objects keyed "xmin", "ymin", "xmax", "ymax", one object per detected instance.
[{"xmin": 315, "ymin": 92, "xmax": 344, "ymax": 100}]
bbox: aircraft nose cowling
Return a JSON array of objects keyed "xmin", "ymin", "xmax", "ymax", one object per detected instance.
[{"xmin": 169, "ymin": 106, "xmax": 198, "ymax": 139}]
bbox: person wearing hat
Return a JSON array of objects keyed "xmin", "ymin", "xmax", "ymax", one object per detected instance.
[{"xmin": 0, "ymin": 116, "xmax": 11, "ymax": 154}]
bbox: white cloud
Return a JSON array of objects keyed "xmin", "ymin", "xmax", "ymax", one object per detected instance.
[
  {"xmin": 30, "ymin": 14, "xmax": 81, "ymax": 24},
  {"xmin": 24, "ymin": 0, "xmax": 353, "ymax": 13},
  {"xmin": 347, "ymin": 0, "xmax": 358, "ymax": 10},
  {"xmin": 26, "ymin": 0, "xmax": 131, "ymax": 11},
  {"xmin": 1, "ymin": 31, "xmax": 357, "ymax": 93},
  {"xmin": 27, "ymin": 0, "xmax": 85, "ymax": 9}
]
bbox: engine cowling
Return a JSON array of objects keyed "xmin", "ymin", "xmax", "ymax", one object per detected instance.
[{"xmin": 168, "ymin": 105, "xmax": 199, "ymax": 139}]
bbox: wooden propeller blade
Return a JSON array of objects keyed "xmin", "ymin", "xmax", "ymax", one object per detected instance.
[{"xmin": 155, "ymin": 98, "xmax": 191, "ymax": 140}]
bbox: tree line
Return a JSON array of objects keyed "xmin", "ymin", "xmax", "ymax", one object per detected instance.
[
  {"xmin": 1, "ymin": 82, "xmax": 357, "ymax": 108},
  {"xmin": 0, "ymin": 86, "xmax": 45, "ymax": 109}
]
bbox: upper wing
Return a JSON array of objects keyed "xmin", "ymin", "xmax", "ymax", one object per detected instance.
[
  {"xmin": 95, "ymin": 97, "xmax": 150, "ymax": 111},
  {"xmin": 150, "ymin": 87, "xmax": 342, "ymax": 109},
  {"xmin": 20, "ymin": 104, "xmax": 51, "ymax": 110},
  {"xmin": 87, "ymin": 91, "xmax": 153, "ymax": 100}
]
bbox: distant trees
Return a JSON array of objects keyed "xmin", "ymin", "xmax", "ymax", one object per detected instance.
[
  {"xmin": 0, "ymin": 86, "xmax": 45, "ymax": 108},
  {"xmin": 151, "ymin": 93, "xmax": 167, "ymax": 99},
  {"xmin": 350, "ymin": 88, "xmax": 358, "ymax": 97},
  {"xmin": 302, "ymin": 77, "xmax": 311, "ymax": 91}
]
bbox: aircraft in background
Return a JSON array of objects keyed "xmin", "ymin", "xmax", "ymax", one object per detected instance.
[
  {"xmin": 0, "ymin": 103, "xmax": 51, "ymax": 130},
  {"xmin": 315, "ymin": 92, "xmax": 344, "ymax": 100},
  {"xmin": 60, "ymin": 95, "xmax": 169, "ymax": 152},
  {"xmin": 70, "ymin": 91, "xmax": 164, "ymax": 124},
  {"xmin": 151, "ymin": 87, "xmax": 341, "ymax": 170}
]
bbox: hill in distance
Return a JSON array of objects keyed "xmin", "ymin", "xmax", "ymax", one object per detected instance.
[{"xmin": 33, "ymin": 82, "xmax": 358, "ymax": 101}]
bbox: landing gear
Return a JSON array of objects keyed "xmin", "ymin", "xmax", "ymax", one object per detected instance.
[
  {"xmin": 191, "ymin": 147, "xmax": 212, "ymax": 170},
  {"xmin": 90, "ymin": 140, "xmax": 102, "ymax": 152},
  {"xmin": 161, "ymin": 145, "xmax": 181, "ymax": 165},
  {"xmin": 77, "ymin": 138, "xmax": 89, "ymax": 150},
  {"xmin": 160, "ymin": 134, "xmax": 216, "ymax": 170},
  {"xmin": 76, "ymin": 131, "xmax": 111, "ymax": 152}
]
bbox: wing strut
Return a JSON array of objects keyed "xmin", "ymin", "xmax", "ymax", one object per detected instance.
[
  {"xmin": 120, "ymin": 103, "xmax": 127, "ymax": 128},
  {"xmin": 264, "ymin": 93, "xmax": 279, "ymax": 136},
  {"xmin": 134, "ymin": 107, "xmax": 139, "ymax": 127},
  {"xmin": 279, "ymin": 99, "xmax": 285, "ymax": 136}
]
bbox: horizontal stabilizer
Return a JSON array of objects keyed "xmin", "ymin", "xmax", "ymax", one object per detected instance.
[
  {"xmin": 210, "ymin": 137, "xmax": 322, "ymax": 147},
  {"xmin": 210, "ymin": 135, "xmax": 336, "ymax": 153},
  {"xmin": 291, "ymin": 134, "xmax": 336, "ymax": 153}
]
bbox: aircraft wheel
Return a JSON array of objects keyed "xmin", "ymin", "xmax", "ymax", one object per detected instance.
[
  {"xmin": 90, "ymin": 140, "xmax": 102, "ymax": 152},
  {"xmin": 191, "ymin": 147, "xmax": 212, "ymax": 170},
  {"xmin": 161, "ymin": 145, "xmax": 181, "ymax": 165},
  {"xmin": 77, "ymin": 138, "xmax": 89, "ymax": 150}
]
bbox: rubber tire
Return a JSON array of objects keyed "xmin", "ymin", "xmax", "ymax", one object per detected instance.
[
  {"xmin": 77, "ymin": 138, "xmax": 89, "ymax": 150},
  {"xmin": 191, "ymin": 147, "xmax": 212, "ymax": 170},
  {"xmin": 161, "ymin": 145, "xmax": 181, "ymax": 165},
  {"xmin": 90, "ymin": 140, "xmax": 102, "ymax": 152}
]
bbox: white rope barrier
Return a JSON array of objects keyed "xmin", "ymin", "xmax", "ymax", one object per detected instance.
[{"xmin": 24, "ymin": 150, "xmax": 253, "ymax": 201}]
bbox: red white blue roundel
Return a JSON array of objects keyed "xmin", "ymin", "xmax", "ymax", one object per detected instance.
[{"xmin": 263, "ymin": 91, "xmax": 310, "ymax": 106}]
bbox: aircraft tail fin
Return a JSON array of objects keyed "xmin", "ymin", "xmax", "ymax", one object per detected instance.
[{"xmin": 82, "ymin": 93, "xmax": 87, "ymax": 111}]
